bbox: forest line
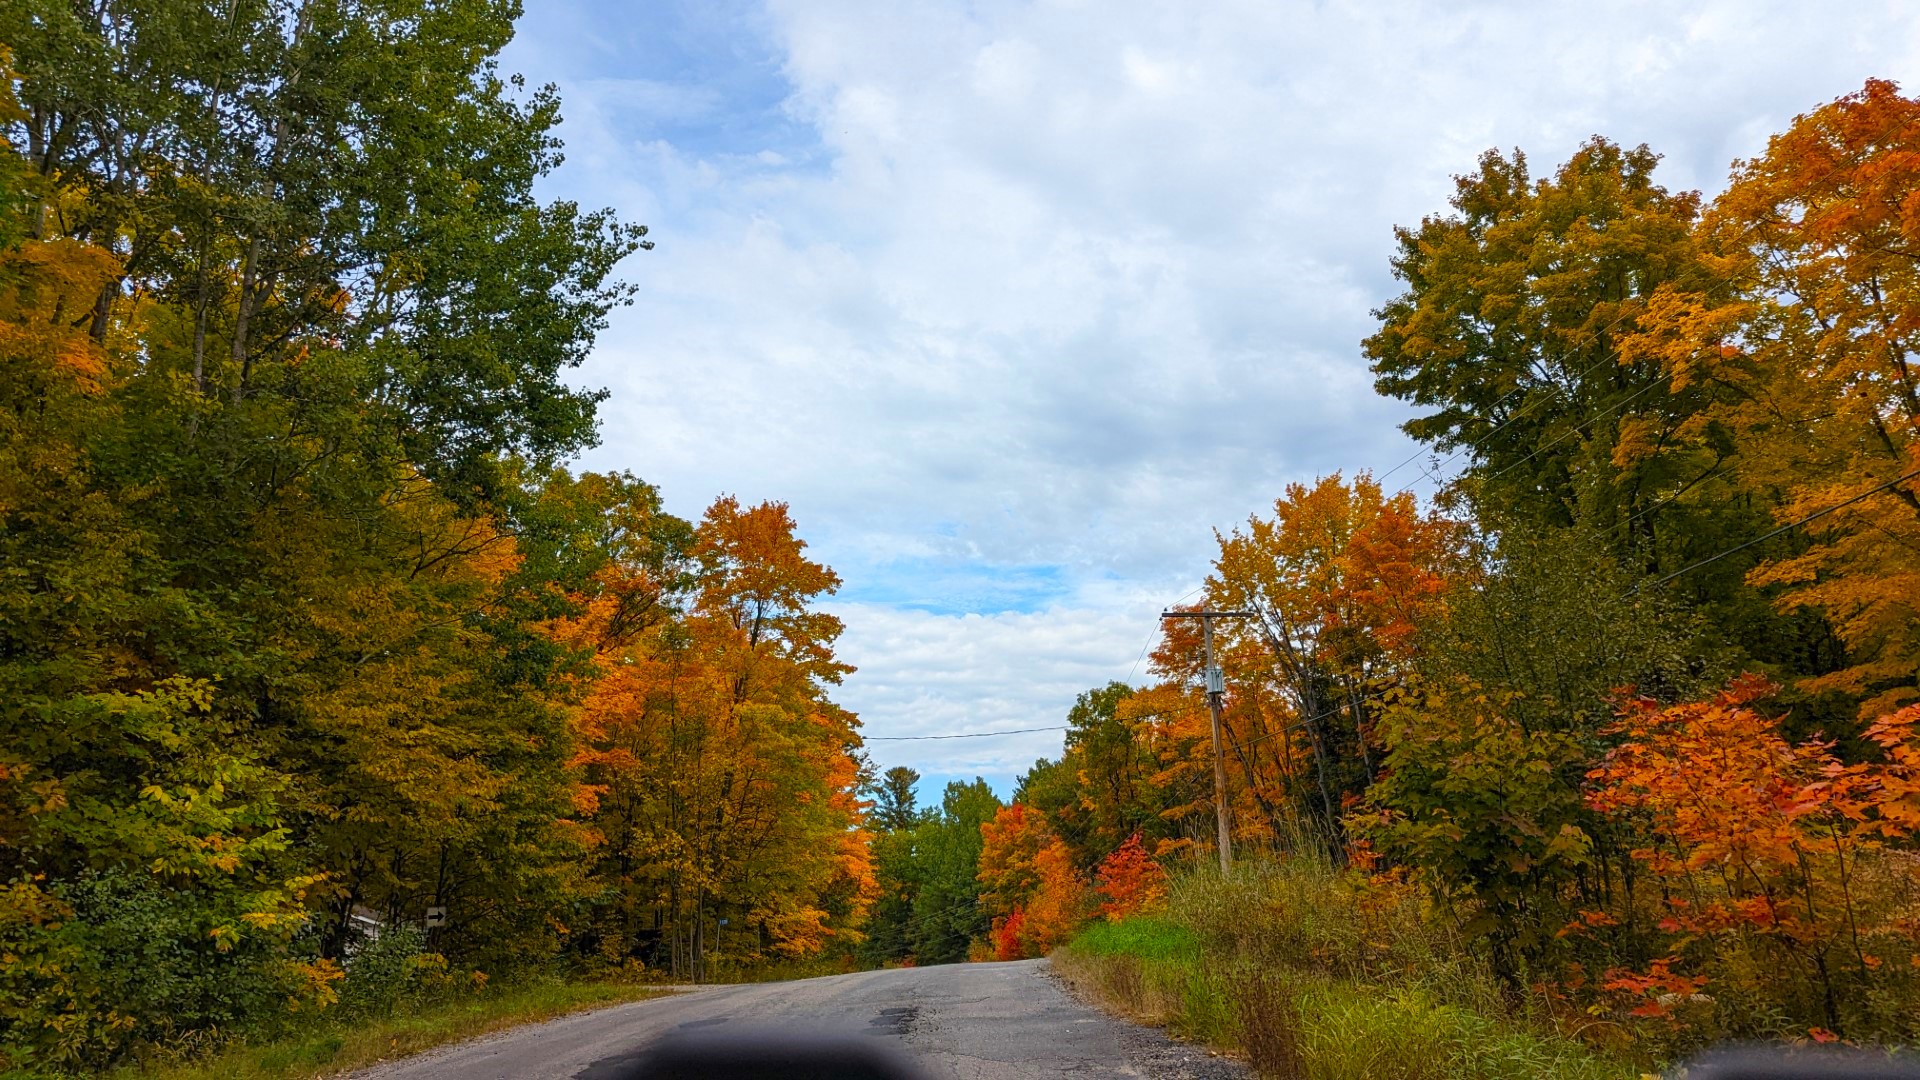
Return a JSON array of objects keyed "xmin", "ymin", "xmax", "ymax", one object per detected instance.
[
  {"xmin": 0, "ymin": 5, "xmax": 871, "ymax": 1072},
  {"xmin": 0, "ymin": 0, "xmax": 1917, "ymax": 1071}
]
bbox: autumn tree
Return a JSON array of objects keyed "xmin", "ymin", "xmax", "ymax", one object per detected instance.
[
  {"xmin": 1018, "ymin": 838, "xmax": 1091, "ymax": 956},
  {"xmin": 1353, "ymin": 521, "xmax": 1726, "ymax": 970},
  {"xmin": 978, "ymin": 803, "xmax": 1051, "ymax": 922},
  {"xmin": 1622, "ymin": 79, "xmax": 1920, "ymax": 719},
  {"xmin": 1416, "ymin": 524, "xmax": 1721, "ymax": 738},
  {"xmin": 1094, "ymin": 834, "xmax": 1167, "ymax": 922},
  {"xmin": 1364, "ymin": 138, "xmax": 1705, "ymax": 539},
  {"xmin": 559, "ymin": 495, "xmax": 873, "ymax": 979},
  {"xmin": 976, "ymin": 802, "xmax": 1090, "ymax": 959},
  {"xmin": 1013, "ymin": 683, "xmax": 1192, "ymax": 868},
  {"xmin": 1200, "ymin": 472, "xmax": 1458, "ymax": 844}
]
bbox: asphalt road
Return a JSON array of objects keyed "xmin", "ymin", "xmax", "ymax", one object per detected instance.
[{"xmin": 352, "ymin": 958, "xmax": 1246, "ymax": 1080}]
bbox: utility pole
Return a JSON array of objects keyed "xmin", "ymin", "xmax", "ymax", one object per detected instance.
[{"xmin": 1160, "ymin": 610, "xmax": 1254, "ymax": 875}]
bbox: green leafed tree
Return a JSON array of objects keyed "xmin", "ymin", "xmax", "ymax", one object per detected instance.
[
  {"xmin": 869, "ymin": 766, "xmax": 924, "ymax": 832},
  {"xmin": 1, "ymin": 0, "xmax": 645, "ymax": 490},
  {"xmin": 0, "ymin": 4, "xmax": 651, "ymax": 1069},
  {"xmin": 1364, "ymin": 135, "xmax": 1840, "ymax": 689},
  {"xmin": 1364, "ymin": 138, "xmax": 1704, "ymax": 538}
]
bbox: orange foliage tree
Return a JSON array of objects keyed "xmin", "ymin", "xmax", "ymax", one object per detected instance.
[
  {"xmin": 1019, "ymin": 838, "xmax": 1091, "ymax": 957},
  {"xmin": 1200, "ymin": 472, "xmax": 1458, "ymax": 845},
  {"xmin": 553, "ymin": 493, "xmax": 874, "ymax": 979},
  {"xmin": 977, "ymin": 802, "xmax": 1091, "ymax": 959},
  {"xmin": 978, "ymin": 803, "xmax": 1049, "ymax": 920}
]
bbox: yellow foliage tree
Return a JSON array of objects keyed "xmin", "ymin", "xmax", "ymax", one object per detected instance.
[{"xmin": 1624, "ymin": 79, "xmax": 1920, "ymax": 715}]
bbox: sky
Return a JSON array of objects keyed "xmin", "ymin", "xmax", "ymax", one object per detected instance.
[{"xmin": 499, "ymin": 0, "xmax": 1920, "ymax": 801}]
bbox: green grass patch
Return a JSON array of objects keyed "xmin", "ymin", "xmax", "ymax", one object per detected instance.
[
  {"xmin": 99, "ymin": 981, "xmax": 670, "ymax": 1080},
  {"xmin": 1065, "ymin": 917, "xmax": 1200, "ymax": 963},
  {"xmin": 1053, "ymin": 920, "xmax": 1233, "ymax": 1045}
]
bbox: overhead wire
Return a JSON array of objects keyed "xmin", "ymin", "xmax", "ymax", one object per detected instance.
[
  {"xmin": 1369, "ymin": 141, "xmax": 1896, "ymax": 523},
  {"xmin": 1363, "ymin": 145, "xmax": 1890, "ymax": 515},
  {"xmin": 1631, "ymin": 467, "xmax": 1920, "ymax": 593},
  {"xmin": 1380, "ymin": 298, "xmax": 1678, "ymax": 492},
  {"xmin": 865, "ymin": 725, "xmax": 1067, "ymax": 741},
  {"xmin": 863, "ymin": 586, "xmax": 1204, "ymax": 744}
]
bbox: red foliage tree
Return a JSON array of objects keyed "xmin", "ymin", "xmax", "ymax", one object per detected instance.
[
  {"xmin": 991, "ymin": 909, "xmax": 1027, "ymax": 962},
  {"xmin": 1094, "ymin": 833, "xmax": 1168, "ymax": 923}
]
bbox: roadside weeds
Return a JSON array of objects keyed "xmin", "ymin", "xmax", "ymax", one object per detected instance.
[
  {"xmin": 99, "ymin": 982, "xmax": 673, "ymax": 1080},
  {"xmin": 1051, "ymin": 917, "xmax": 1636, "ymax": 1080}
]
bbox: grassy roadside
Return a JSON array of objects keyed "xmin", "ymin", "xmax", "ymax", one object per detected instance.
[
  {"xmin": 100, "ymin": 981, "xmax": 672, "ymax": 1080},
  {"xmin": 1051, "ymin": 865, "xmax": 1641, "ymax": 1080}
]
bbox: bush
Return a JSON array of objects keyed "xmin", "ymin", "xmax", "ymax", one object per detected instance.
[
  {"xmin": 337, "ymin": 925, "xmax": 430, "ymax": 1020},
  {"xmin": 0, "ymin": 869, "xmax": 317, "ymax": 1073},
  {"xmin": 65, "ymin": 873, "xmax": 299, "ymax": 1036}
]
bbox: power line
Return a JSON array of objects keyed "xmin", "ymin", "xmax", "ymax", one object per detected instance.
[
  {"xmin": 865, "ymin": 725, "xmax": 1067, "ymax": 741},
  {"xmin": 1473, "ymin": 377, "xmax": 1668, "ymax": 489},
  {"xmin": 867, "ymin": 587, "xmax": 1205, "ymax": 745},
  {"xmin": 1378, "ymin": 297, "xmax": 1676, "ymax": 491},
  {"xmin": 1128, "ymin": 586, "xmax": 1203, "ymax": 684},
  {"xmin": 1592, "ymin": 458, "xmax": 1739, "ymax": 545},
  {"xmin": 1632, "ymin": 467, "xmax": 1920, "ymax": 593},
  {"xmin": 862, "ymin": 705, "xmax": 1207, "ymax": 744}
]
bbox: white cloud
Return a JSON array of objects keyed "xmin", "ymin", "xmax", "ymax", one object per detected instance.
[
  {"xmin": 830, "ymin": 597, "xmax": 1165, "ymax": 784},
  {"xmin": 506, "ymin": 0, "xmax": 1920, "ymax": 790}
]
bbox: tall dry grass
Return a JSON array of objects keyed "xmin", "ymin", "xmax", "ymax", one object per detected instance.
[{"xmin": 1052, "ymin": 855, "xmax": 1634, "ymax": 1080}]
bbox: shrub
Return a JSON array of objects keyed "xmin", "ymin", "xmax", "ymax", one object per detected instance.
[
  {"xmin": 1583, "ymin": 682, "xmax": 1920, "ymax": 1047},
  {"xmin": 1095, "ymin": 834, "xmax": 1168, "ymax": 922},
  {"xmin": 992, "ymin": 909, "xmax": 1027, "ymax": 961},
  {"xmin": 0, "ymin": 869, "xmax": 316, "ymax": 1073},
  {"xmin": 337, "ymin": 925, "xmax": 431, "ymax": 1020}
]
